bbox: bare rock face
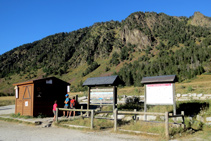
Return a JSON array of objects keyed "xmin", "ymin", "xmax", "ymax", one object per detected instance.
[
  {"xmin": 190, "ymin": 12, "xmax": 211, "ymax": 28},
  {"xmin": 121, "ymin": 25, "xmax": 151, "ymax": 49}
]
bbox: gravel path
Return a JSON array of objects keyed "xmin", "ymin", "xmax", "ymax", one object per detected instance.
[
  {"xmin": 0, "ymin": 105, "xmax": 15, "ymax": 115},
  {"xmin": 0, "ymin": 121, "xmax": 150, "ymax": 141},
  {"xmin": 0, "ymin": 105, "xmax": 147, "ymax": 141}
]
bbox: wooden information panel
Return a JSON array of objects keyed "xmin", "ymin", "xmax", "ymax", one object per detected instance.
[{"xmin": 90, "ymin": 87, "xmax": 114, "ymax": 104}]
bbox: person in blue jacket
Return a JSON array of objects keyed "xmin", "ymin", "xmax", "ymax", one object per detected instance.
[{"xmin": 63, "ymin": 93, "xmax": 70, "ymax": 117}]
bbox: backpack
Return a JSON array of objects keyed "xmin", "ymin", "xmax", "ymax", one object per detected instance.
[{"xmin": 71, "ymin": 99, "xmax": 75, "ymax": 108}]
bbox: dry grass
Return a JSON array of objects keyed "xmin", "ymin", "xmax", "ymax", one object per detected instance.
[
  {"xmin": 116, "ymin": 74, "xmax": 211, "ymax": 97},
  {"xmin": 120, "ymin": 121, "xmax": 166, "ymax": 138},
  {"xmin": 175, "ymin": 74, "xmax": 211, "ymax": 94},
  {"xmin": 59, "ymin": 117, "xmax": 113, "ymax": 130},
  {"xmin": 0, "ymin": 96, "xmax": 15, "ymax": 106},
  {"xmin": 118, "ymin": 86, "xmax": 145, "ymax": 96}
]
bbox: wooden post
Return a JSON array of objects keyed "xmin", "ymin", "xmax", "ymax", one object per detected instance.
[
  {"xmin": 87, "ymin": 87, "xmax": 91, "ymax": 117},
  {"xmin": 100, "ymin": 102, "xmax": 102, "ymax": 111},
  {"xmin": 113, "ymin": 86, "xmax": 117, "ymax": 111},
  {"xmin": 181, "ymin": 111, "xmax": 185, "ymax": 129},
  {"xmin": 173, "ymin": 83, "xmax": 176, "ymax": 115},
  {"xmin": 172, "ymin": 83, "xmax": 177, "ymax": 122},
  {"xmin": 81, "ymin": 105, "xmax": 83, "ymax": 116},
  {"xmin": 75, "ymin": 95, "xmax": 78, "ymax": 103},
  {"xmin": 134, "ymin": 109, "xmax": 137, "ymax": 123},
  {"xmin": 165, "ymin": 112, "xmax": 169, "ymax": 140},
  {"xmin": 144, "ymin": 85, "xmax": 147, "ymax": 121},
  {"xmin": 56, "ymin": 108, "xmax": 58, "ymax": 123},
  {"xmin": 91, "ymin": 110, "xmax": 94, "ymax": 129},
  {"xmin": 114, "ymin": 108, "xmax": 118, "ymax": 132}
]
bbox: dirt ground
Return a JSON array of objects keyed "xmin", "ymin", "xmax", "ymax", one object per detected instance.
[
  {"xmin": 0, "ymin": 105, "xmax": 15, "ymax": 115},
  {"xmin": 0, "ymin": 105, "xmax": 152, "ymax": 141},
  {"xmin": 1, "ymin": 105, "xmax": 211, "ymax": 141},
  {"xmin": 0, "ymin": 120, "xmax": 150, "ymax": 141}
]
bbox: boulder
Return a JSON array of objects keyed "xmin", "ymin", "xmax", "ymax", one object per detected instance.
[
  {"xmin": 191, "ymin": 93, "xmax": 197, "ymax": 97},
  {"xmin": 197, "ymin": 93, "xmax": 203, "ymax": 97},
  {"xmin": 177, "ymin": 94, "xmax": 181, "ymax": 97},
  {"xmin": 124, "ymin": 116, "xmax": 133, "ymax": 121},
  {"xmin": 182, "ymin": 94, "xmax": 188, "ymax": 97},
  {"xmin": 118, "ymin": 115, "xmax": 125, "ymax": 120},
  {"xmin": 137, "ymin": 115, "xmax": 145, "ymax": 120},
  {"xmin": 206, "ymin": 117, "xmax": 211, "ymax": 122},
  {"xmin": 146, "ymin": 115, "xmax": 156, "ymax": 121}
]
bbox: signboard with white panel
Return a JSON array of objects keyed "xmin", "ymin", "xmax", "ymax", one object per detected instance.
[{"xmin": 146, "ymin": 83, "xmax": 174, "ymax": 105}]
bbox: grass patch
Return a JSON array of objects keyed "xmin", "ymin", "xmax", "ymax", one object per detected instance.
[
  {"xmin": 120, "ymin": 121, "xmax": 166, "ymax": 137},
  {"xmin": 10, "ymin": 113, "xmax": 33, "ymax": 119},
  {"xmin": 0, "ymin": 96, "xmax": 15, "ymax": 106},
  {"xmin": 0, "ymin": 117, "xmax": 34, "ymax": 125},
  {"xmin": 59, "ymin": 117, "xmax": 113, "ymax": 130}
]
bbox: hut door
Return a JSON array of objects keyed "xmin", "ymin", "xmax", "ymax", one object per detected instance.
[{"xmin": 22, "ymin": 85, "xmax": 32, "ymax": 116}]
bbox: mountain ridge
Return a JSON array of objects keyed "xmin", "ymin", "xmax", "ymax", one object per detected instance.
[{"xmin": 0, "ymin": 11, "xmax": 210, "ymax": 94}]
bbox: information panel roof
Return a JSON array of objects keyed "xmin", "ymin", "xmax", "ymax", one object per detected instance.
[
  {"xmin": 141, "ymin": 75, "xmax": 177, "ymax": 84},
  {"xmin": 83, "ymin": 75, "xmax": 123, "ymax": 86}
]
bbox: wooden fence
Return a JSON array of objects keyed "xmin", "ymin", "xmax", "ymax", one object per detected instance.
[
  {"xmin": 113, "ymin": 109, "xmax": 185, "ymax": 139},
  {"xmin": 56, "ymin": 108, "xmax": 184, "ymax": 139},
  {"xmin": 56, "ymin": 108, "xmax": 95, "ymax": 129}
]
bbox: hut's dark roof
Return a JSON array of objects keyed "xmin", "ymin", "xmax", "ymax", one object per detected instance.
[
  {"xmin": 13, "ymin": 77, "xmax": 70, "ymax": 86},
  {"xmin": 83, "ymin": 75, "xmax": 122, "ymax": 86},
  {"xmin": 141, "ymin": 75, "xmax": 177, "ymax": 84}
]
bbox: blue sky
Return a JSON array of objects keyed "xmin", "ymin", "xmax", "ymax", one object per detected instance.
[{"xmin": 0, "ymin": 0, "xmax": 210, "ymax": 55}]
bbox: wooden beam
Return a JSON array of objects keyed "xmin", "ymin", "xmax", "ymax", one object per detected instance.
[
  {"xmin": 87, "ymin": 87, "xmax": 91, "ymax": 117},
  {"xmin": 118, "ymin": 111, "xmax": 165, "ymax": 116},
  {"xmin": 56, "ymin": 108, "xmax": 58, "ymax": 123},
  {"xmin": 91, "ymin": 110, "xmax": 94, "ymax": 129},
  {"xmin": 114, "ymin": 108, "xmax": 117, "ymax": 132},
  {"xmin": 165, "ymin": 112, "xmax": 169, "ymax": 140}
]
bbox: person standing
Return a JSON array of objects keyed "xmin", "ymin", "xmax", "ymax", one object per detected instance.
[
  {"xmin": 63, "ymin": 94, "xmax": 70, "ymax": 117},
  {"xmin": 69, "ymin": 96, "xmax": 76, "ymax": 118},
  {"xmin": 52, "ymin": 100, "xmax": 57, "ymax": 121}
]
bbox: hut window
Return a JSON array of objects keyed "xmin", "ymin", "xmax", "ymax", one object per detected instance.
[{"xmin": 46, "ymin": 79, "xmax": 52, "ymax": 84}]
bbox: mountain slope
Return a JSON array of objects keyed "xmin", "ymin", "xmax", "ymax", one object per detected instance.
[
  {"xmin": 0, "ymin": 11, "xmax": 211, "ymax": 94},
  {"xmin": 189, "ymin": 12, "xmax": 211, "ymax": 28}
]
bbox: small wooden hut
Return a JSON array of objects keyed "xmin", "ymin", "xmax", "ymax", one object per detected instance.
[{"xmin": 13, "ymin": 77, "xmax": 70, "ymax": 117}]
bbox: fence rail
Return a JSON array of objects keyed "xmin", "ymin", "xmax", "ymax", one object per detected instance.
[
  {"xmin": 113, "ymin": 109, "xmax": 169, "ymax": 138},
  {"xmin": 114, "ymin": 109, "xmax": 184, "ymax": 139},
  {"xmin": 56, "ymin": 108, "xmax": 184, "ymax": 139},
  {"xmin": 118, "ymin": 111, "xmax": 165, "ymax": 116},
  {"xmin": 56, "ymin": 108, "xmax": 94, "ymax": 129}
]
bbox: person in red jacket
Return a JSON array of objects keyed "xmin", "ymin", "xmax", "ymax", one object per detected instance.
[
  {"xmin": 52, "ymin": 100, "xmax": 57, "ymax": 121},
  {"xmin": 69, "ymin": 96, "xmax": 76, "ymax": 117}
]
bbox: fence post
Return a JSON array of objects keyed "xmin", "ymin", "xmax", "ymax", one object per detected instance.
[
  {"xmin": 114, "ymin": 108, "xmax": 118, "ymax": 132},
  {"xmin": 91, "ymin": 110, "xmax": 94, "ymax": 129},
  {"xmin": 181, "ymin": 111, "xmax": 185, "ymax": 129},
  {"xmin": 75, "ymin": 95, "xmax": 78, "ymax": 103},
  {"xmin": 81, "ymin": 106, "xmax": 83, "ymax": 116},
  {"xmin": 165, "ymin": 112, "xmax": 169, "ymax": 140},
  {"xmin": 56, "ymin": 108, "xmax": 58, "ymax": 123},
  {"xmin": 134, "ymin": 109, "xmax": 137, "ymax": 123}
]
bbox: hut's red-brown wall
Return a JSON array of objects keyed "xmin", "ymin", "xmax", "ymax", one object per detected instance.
[
  {"xmin": 14, "ymin": 77, "xmax": 69, "ymax": 117},
  {"xmin": 15, "ymin": 83, "xmax": 34, "ymax": 116}
]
